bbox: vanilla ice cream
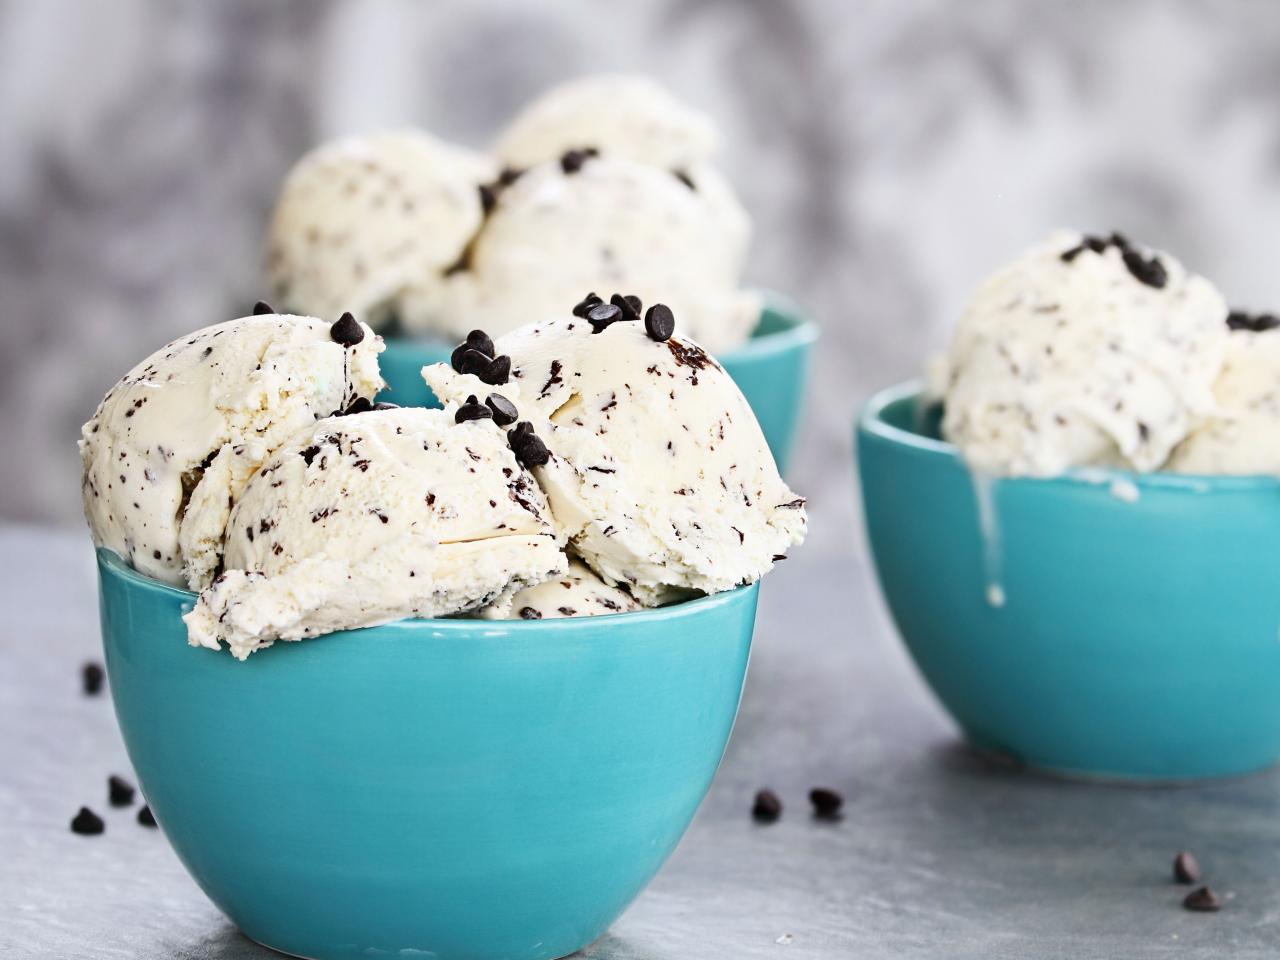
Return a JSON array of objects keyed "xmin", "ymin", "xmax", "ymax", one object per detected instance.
[
  {"xmin": 417, "ymin": 157, "xmax": 758, "ymax": 352},
  {"xmin": 936, "ymin": 232, "xmax": 1228, "ymax": 476},
  {"xmin": 81, "ymin": 311, "xmax": 383, "ymax": 588},
  {"xmin": 479, "ymin": 558, "xmax": 641, "ymax": 620},
  {"xmin": 425, "ymin": 302, "xmax": 805, "ymax": 604},
  {"xmin": 494, "ymin": 74, "xmax": 718, "ymax": 172},
  {"xmin": 266, "ymin": 131, "xmax": 493, "ymax": 331},
  {"xmin": 1170, "ymin": 313, "xmax": 1280, "ymax": 474},
  {"xmin": 184, "ymin": 407, "xmax": 565, "ymax": 659}
]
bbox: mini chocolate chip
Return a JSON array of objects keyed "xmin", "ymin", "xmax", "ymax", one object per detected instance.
[
  {"xmin": 486, "ymin": 393, "xmax": 519, "ymax": 426},
  {"xmin": 1122, "ymin": 249, "xmax": 1168, "ymax": 289},
  {"xmin": 455, "ymin": 395, "xmax": 494, "ymax": 423},
  {"xmin": 456, "ymin": 348, "xmax": 492, "ymax": 378},
  {"xmin": 611, "ymin": 293, "xmax": 642, "ymax": 323},
  {"xmin": 252, "ymin": 300, "xmax": 275, "ymax": 315},
  {"xmin": 1174, "ymin": 851, "xmax": 1201, "ymax": 885},
  {"xmin": 71, "ymin": 807, "xmax": 104, "ymax": 835},
  {"xmin": 672, "ymin": 169, "xmax": 696, "ymax": 190},
  {"xmin": 1137, "ymin": 421, "xmax": 1151, "ymax": 443},
  {"xmin": 560, "ymin": 147, "xmax": 598, "ymax": 174},
  {"xmin": 519, "ymin": 606, "xmax": 543, "ymax": 620},
  {"xmin": 300, "ymin": 445, "xmax": 321, "ymax": 466},
  {"xmin": 108, "ymin": 775, "xmax": 135, "ymax": 808},
  {"xmin": 752, "ymin": 789, "xmax": 782, "ymax": 822},
  {"xmin": 330, "ymin": 312, "xmax": 365, "ymax": 347},
  {"xmin": 1226, "ymin": 310, "xmax": 1280, "ymax": 332},
  {"xmin": 1109, "ymin": 231, "xmax": 1132, "ymax": 251},
  {"xmin": 809, "ymin": 787, "xmax": 843, "ymax": 819},
  {"xmin": 572, "ymin": 293, "xmax": 603, "ymax": 318},
  {"xmin": 81, "ymin": 662, "xmax": 105, "ymax": 696},
  {"xmin": 478, "ymin": 355, "xmax": 512, "ymax": 386},
  {"xmin": 137, "ymin": 805, "xmax": 157, "ymax": 828},
  {"xmin": 498, "ymin": 167, "xmax": 523, "ymax": 187},
  {"xmin": 342, "ymin": 396, "xmax": 374, "ymax": 416},
  {"xmin": 478, "ymin": 183, "xmax": 498, "ymax": 215},
  {"xmin": 466, "ymin": 329, "xmax": 496, "ymax": 358},
  {"xmin": 645, "ymin": 303, "xmax": 675, "ymax": 342},
  {"xmin": 587, "ymin": 302, "xmax": 622, "ymax": 333},
  {"xmin": 508, "ymin": 421, "xmax": 550, "ymax": 467},
  {"xmin": 1183, "ymin": 886, "xmax": 1221, "ymax": 912}
]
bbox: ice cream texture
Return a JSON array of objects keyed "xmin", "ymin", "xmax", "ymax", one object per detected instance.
[
  {"xmin": 479, "ymin": 558, "xmax": 642, "ymax": 620},
  {"xmin": 266, "ymin": 130, "xmax": 493, "ymax": 330},
  {"xmin": 935, "ymin": 231, "xmax": 1228, "ymax": 477},
  {"xmin": 493, "ymin": 74, "xmax": 718, "ymax": 172},
  {"xmin": 265, "ymin": 75, "xmax": 759, "ymax": 352},
  {"xmin": 425, "ymin": 301, "xmax": 806, "ymax": 605},
  {"xmin": 80, "ymin": 311, "xmax": 384, "ymax": 588},
  {"xmin": 1170, "ymin": 313, "xmax": 1280, "ymax": 475},
  {"xmin": 418, "ymin": 156, "xmax": 757, "ymax": 351},
  {"xmin": 183, "ymin": 407, "xmax": 565, "ymax": 659}
]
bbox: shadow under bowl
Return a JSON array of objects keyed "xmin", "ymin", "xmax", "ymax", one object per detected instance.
[
  {"xmin": 97, "ymin": 549, "xmax": 758, "ymax": 960},
  {"xmin": 376, "ymin": 292, "xmax": 818, "ymax": 474},
  {"xmin": 856, "ymin": 382, "xmax": 1280, "ymax": 782}
]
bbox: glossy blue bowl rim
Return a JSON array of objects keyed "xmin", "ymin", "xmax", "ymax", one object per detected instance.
[
  {"xmin": 858, "ymin": 380, "xmax": 1280, "ymax": 494},
  {"xmin": 97, "ymin": 547, "xmax": 757, "ymax": 638},
  {"xmin": 380, "ymin": 287, "xmax": 820, "ymax": 362}
]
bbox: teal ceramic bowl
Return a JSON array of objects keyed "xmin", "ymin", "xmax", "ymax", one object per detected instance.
[
  {"xmin": 377, "ymin": 293, "xmax": 818, "ymax": 473},
  {"xmin": 97, "ymin": 548, "xmax": 758, "ymax": 960},
  {"xmin": 857, "ymin": 382, "xmax": 1280, "ymax": 782}
]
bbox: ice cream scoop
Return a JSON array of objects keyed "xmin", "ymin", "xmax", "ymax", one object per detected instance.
[
  {"xmin": 1170, "ymin": 314, "xmax": 1280, "ymax": 474},
  {"xmin": 266, "ymin": 130, "xmax": 493, "ymax": 330},
  {"xmin": 493, "ymin": 74, "xmax": 718, "ymax": 173},
  {"xmin": 416, "ymin": 157, "xmax": 757, "ymax": 353},
  {"xmin": 183, "ymin": 407, "xmax": 565, "ymax": 659},
  {"xmin": 935, "ymin": 231, "xmax": 1228, "ymax": 476},
  {"xmin": 425, "ymin": 304, "xmax": 805, "ymax": 604},
  {"xmin": 479, "ymin": 558, "xmax": 641, "ymax": 620},
  {"xmin": 80, "ymin": 311, "xmax": 384, "ymax": 588}
]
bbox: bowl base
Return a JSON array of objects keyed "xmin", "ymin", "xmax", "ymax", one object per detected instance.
[
  {"xmin": 965, "ymin": 737, "xmax": 1280, "ymax": 787},
  {"xmin": 246, "ymin": 931, "xmax": 588, "ymax": 960}
]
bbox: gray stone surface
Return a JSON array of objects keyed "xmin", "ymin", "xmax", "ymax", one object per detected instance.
[{"xmin": 4, "ymin": 525, "xmax": 1279, "ymax": 958}]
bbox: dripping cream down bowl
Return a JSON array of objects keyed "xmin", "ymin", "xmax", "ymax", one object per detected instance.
[
  {"xmin": 857, "ymin": 381, "xmax": 1280, "ymax": 782},
  {"xmin": 97, "ymin": 548, "xmax": 758, "ymax": 960}
]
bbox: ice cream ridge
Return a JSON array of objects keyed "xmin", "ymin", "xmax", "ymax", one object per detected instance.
[
  {"xmin": 81, "ymin": 296, "xmax": 805, "ymax": 659},
  {"xmin": 265, "ymin": 75, "xmax": 758, "ymax": 354}
]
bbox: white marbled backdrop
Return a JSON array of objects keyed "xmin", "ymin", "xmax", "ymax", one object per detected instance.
[{"xmin": 5, "ymin": 0, "xmax": 1280, "ymax": 559}]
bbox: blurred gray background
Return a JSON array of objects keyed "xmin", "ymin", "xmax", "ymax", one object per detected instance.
[{"xmin": 5, "ymin": 0, "xmax": 1280, "ymax": 556}]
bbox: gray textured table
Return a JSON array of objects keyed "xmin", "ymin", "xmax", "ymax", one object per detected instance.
[{"xmin": 3, "ymin": 524, "xmax": 1279, "ymax": 959}]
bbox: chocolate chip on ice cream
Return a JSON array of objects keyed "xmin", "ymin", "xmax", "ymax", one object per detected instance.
[
  {"xmin": 455, "ymin": 396, "xmax": 494, "ymax": 423},
  {"xmin": 644, "ymin": 303, "xmax": 675, "ymax": 342},
  {"xmin": 485, "ymin": 393, "xmax": 519, "ymax": 426},
  {"xmin": 330, "ymin": 311, "xmax": 366, "ymax": 347}
]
